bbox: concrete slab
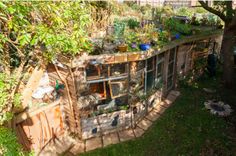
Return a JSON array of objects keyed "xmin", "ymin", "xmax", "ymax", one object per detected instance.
[
  {"xmin": 118, "ymin": 129, "xmax": 135, "ymax": 142},
  {"xmin": 133, "ymin": 126, "xmax": 145, "ymax": 137},
  {"xmin": 85, "ymin": 137, "xmax": 102, "ymax": 152},
  {"xmin": 137, "ymin": 118, "xmax": 153, "ymax": 130},
  {"xmin": 146, "ymin": 110, "xmax": 161, "ymax": 122},
  {"xmin": 102, "ymin": 132, "xmax": 120, "ymax": 147}
]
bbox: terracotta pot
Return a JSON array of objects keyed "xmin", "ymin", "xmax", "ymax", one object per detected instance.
[{"xmin": 117, "ymin": 44, "xmax": 128, "ymax": 52}]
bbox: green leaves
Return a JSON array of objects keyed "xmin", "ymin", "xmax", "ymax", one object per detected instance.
[
  {"xmin": 0, "ymin": 127, "xmax": 25, "ymax": 156},
  {"xmin": 0, "ymin": 1, "xmax": 92, "ymax": 62},
  {"xmin": 18, "ymin": 33, "xmax": 31, "ymax": 46}
]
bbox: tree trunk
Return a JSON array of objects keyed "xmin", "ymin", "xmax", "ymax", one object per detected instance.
[{"xmin": 221, "ymin": 23, "xmax": 235, "ymax": 88}]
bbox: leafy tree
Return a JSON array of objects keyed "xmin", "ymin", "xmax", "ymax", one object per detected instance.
[
  {"xmin": 199, "ymin": 0, "xmax": 236, "ymax": 88},
  {"xmin": 0, "ymin": 1, "xmax": 92, "ymax": 154}
]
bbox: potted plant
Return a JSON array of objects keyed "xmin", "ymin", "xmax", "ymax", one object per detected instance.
[
  {"xmin": 114, "ymin": 19, "xmax": 128, "ymax": 52},
  {"xmin": 117, "ymin": 41, "xmax": 128, "ymax": 52},
  {"xmin": 138, "ymin": 35, "xmax": 151, "ymax": 51},
  {"xmin": 124, "ymin": 31, "xmax": 139, "ymax": 51}
]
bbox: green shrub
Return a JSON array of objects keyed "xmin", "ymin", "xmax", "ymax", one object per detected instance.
[
  {"xmin": 127, "ymin": 18, "xmax": 140, "ymax": 29},
  {"xmin": 0, "ymin": 127, "xmax": 25, "ymax": 156},
  {"xmin": 165, "ymin": 18, "xmax": 192, "ymax": 35}
]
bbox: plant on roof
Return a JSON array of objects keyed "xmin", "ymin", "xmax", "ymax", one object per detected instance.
[
  {"xmin": 165, "ymin": 18, "xmax": 192, "ymax": 35},
  {"xmin": 127, "ymin": 18, "xmax": 140, "ymax": 29},
  {"xmin": 114, "ymin": 19, "xmax": 126, "ymax": 40}
]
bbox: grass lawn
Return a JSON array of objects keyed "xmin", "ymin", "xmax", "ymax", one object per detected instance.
[{"xmin": 81, "ymin": 74, "xmax": 236, "ymax": 156}]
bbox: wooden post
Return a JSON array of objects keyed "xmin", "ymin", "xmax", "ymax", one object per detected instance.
[
  {"xmin": 163, "ymin": 50, "xmax": 170, "ymax": 96},
  {"xmin": 54, "ymin": 64, "xmax": 76, "ymax": 133}
]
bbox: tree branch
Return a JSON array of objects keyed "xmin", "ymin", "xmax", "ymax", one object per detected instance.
[{"xmin": 198, "ymin": 0, "xmax": 227, "ymax": 22}]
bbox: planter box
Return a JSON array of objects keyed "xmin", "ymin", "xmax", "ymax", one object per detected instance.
[
  {"xmin": 128, "ymin": 53, "xmax": 141, "ymax": 61},
  {"xmin": 114, "ymin": 55, "xmax": 128, "ymax": 63}
]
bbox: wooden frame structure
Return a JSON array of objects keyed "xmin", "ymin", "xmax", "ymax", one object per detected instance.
[{"xmin": 15, "ymin": 31, "xmax": 222, "ymax": 151}]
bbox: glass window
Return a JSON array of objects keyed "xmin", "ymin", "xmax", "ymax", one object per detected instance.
[
  {"xmin": 147, "ymin": 57, "xmax": 154, "ymax": 71},
  {"xmin": 146, "ymin": 71, "xmax": 154, "ymax": 92},
  {"xmin": 110, "ymin": 63, "xmax": 127, "ymax": 76},
  {"xmin": 169, "ymin": 48, "xmax": 175, "ymax": 62}
]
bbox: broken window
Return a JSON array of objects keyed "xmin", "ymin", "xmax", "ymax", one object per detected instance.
[
  {"xmin": 109, "ymin": 63, "xmax": 127, "ymax": 77},
  {"xmin": 86, "ymin": 63, "xmax": 108, "ymax": 80},
  {"xmin": 109, "ymin": 79, "xmax": 128, "ymax": 99},
  {"xmin": 88, "ymin": 82, "xmax": 106, "ymax": 100}
]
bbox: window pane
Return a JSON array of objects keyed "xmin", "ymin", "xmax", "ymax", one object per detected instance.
[
  {"xmin": 110, "ymin": 63, "xmax": 127, "ymax": 76},
  {"xmin": 158, "ymin": 53, "xmax": 165, "ymax": 60},
  {"xmin": 146, "ymin": 71, "xmax": 154, "ymax": 92},
  {"xmin": 169, "ymin": 49, "xmax": 175, "ymax": 62},
  {"xmin": 157, "ymin": 62, "xmax": 163, "ymax": 76},
  {"xmin": 147, "ymin": 57, "xmax": 154, "ymax": 71},
  {"xmin": 168, "ymin": 62, "xmax": 174, "ymax": 75},
  {"xmin": 167, "ymin": 76, "xmax": 173, "ymax": 89}
]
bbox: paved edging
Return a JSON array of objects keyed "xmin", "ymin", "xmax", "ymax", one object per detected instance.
[{"xmin": 69, "ymin": 90, "xmax": 180, "ymax": 155}]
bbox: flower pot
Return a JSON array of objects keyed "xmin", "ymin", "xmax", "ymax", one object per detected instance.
[
  {"xmin": 117, "ymin": 44, "xmax": 128, "ymax": 52},
  {"xmin": 139, "ymin": 44, "xmax": 151, "ymax": 51},
  {"xmin": 175, "ymin": 33, "xmax": 180, "ymax": 39}
]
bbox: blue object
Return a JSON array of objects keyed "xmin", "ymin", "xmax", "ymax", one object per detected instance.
[
  {"xmin": 175, "ymin": 33, "xmax": 181, "ymax": 39},
  {"xmin": 139, "ymin": 44, "xmax": 151, "ymax": 51},
  {"xmin": 111, "ymin": 115, "xmax": 119, "ymax": 127},
  {"xmin": 92, "ymin": 127, "xmax": 97, "ymax": 134}
]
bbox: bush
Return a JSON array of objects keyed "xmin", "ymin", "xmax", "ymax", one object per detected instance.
[
  {"xmin": 165, "ymin": 18, "xmax": 192, "ymax": 35},
  {"xmin": 0, "ymin": 127, "xmax": 25, "ymax": 156},
  {"xmin": 127, "ymin": 18, "xmax": 140, "ymax": 29}
]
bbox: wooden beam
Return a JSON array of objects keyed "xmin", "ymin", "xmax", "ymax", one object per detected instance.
[{"xmin": 15, "ymin": 99, "xmax": 61, "ymax": 124}]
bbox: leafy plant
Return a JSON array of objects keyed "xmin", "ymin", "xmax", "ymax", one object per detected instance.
[
  {"xmin": 0, "ymin": 127, "xmax": 25, "ymax": 156},
  {"xmin": 165, "ymin": 18, "xmax": 192, "ymax": 35},
  {"xmin": 114, "ymin": 19, "xmax": 126, "ymax": 39},
  {"xmin": 127, "ymin": 18, "xmax": 140, "ymax": 29}
]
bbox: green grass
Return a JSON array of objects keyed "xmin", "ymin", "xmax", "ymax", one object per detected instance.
[{"xmin": 81, "ymin": 75, "xmax": 236, "ymax": 156}]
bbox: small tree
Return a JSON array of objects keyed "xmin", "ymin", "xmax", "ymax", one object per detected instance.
[{"xmin": 199, "ymin": 0, "xmax": 236, "ymax": 88}]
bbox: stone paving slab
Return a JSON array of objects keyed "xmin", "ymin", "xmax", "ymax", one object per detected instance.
[
  {"xmin": 70, "ymin": 140, "xmax": 85, "ymax": 154},
  {"xmin": 133, "ymin": 126, "xmax": 145, "ymax": 137},
  {"xmin": 102, "ymin": 132, "xmax": 120, "ymax": 147},
  {"xmin": 137, "ymin": 118, "xmax": 153, "ymax": 130},
  {"xmin": 154, "ymin": 104, "xmax": 167, "ymax": 114},
  {"xmin": 118, "ymin": 129, "xmax": 135, "ymax": 142},
  {"xmin": 159, "ymin": 101, "xmax": 170, "ymax": 108},
  {"xmin": 85, "ymin": 137, "xmax": 102, "ymax": 152},
  {"xmin": 146, "ymin": 110, "xmax": 161, "ymax": 122},
  {"xmin": 51, "ymin": 90, "xmax": 181, "ymax": 155},
  {"xmin": 170, "ymin": 90, "xmax": 180, "ymax": 97}
]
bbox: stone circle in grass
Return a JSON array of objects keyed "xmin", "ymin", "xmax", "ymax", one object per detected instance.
[{"xmin": 204, "ymin": 100, "xmax": 233, "ymax": 117}]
